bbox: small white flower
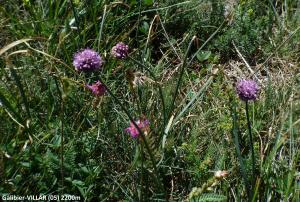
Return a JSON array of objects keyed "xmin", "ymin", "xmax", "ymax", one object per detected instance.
[{"xmin": 214, "ymin": 170, "xmax": 229, "ymax": 179}]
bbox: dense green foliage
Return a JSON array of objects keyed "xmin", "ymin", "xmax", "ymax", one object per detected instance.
[{"xmin": 0, "ymin": 0, "xmax": 300, "ymax": 201}]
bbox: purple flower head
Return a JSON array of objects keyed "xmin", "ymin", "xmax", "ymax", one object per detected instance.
[
  {"xmin": 125, "ymin": 119, "xmax": 150, "ymax": 138},
  {"xmin": 236, "ymin": 79, "xmax": 259, "ymax": 101},
  {"xmin": 73, "ymin": 48, "xmax": 103, "ymax": 71},
  {"xmin": 86, "ymin": 81, "xmax": 106, "ymax": 96},
  {"xmin": 111, "ymin": 42, "xmax": 129, "ymax": 59}
]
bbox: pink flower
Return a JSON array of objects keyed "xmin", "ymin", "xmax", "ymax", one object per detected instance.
[
  {"xmin": 111, "ymin": 42, "xmax": 129, "ymax": 59},
  {"xmin": 86, "ymin": 81, "xmax": 106, "ymax": 96},
  {"xmin": 125, "ymin": 119, "xmax": 150, "ymax": 138}
]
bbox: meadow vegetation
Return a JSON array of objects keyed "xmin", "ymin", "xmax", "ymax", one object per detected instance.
[{"xmin": 0, "ymin": 0, "xmax": 300, "ymax": 201}]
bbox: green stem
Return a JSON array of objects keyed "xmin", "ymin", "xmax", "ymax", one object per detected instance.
[
  {"xmin": 186, "ymin": 20, "xmax": 226, "ymax": 67},
  {"xmin": 54, "ymin": 77, "xmax": 64, "ymax": 193},
  {"xmin": 169, "ymin": 36, "xmax": 195, "ymax": 119},
  {"xmin": 245, "ymin": 101, "xmax": 256, "ymax": 192},
  {"xmin": 231, "ymin": 99, "xmax": 251, "ymax": 198},
  {"xmin": 10, "ymin": 67, "xmax": 31, "ymax": 119},
  {"xmin": 69, "ymin": 0, "xmax": 81, "ymax": 46},
  {"xmin": 97, "ymin": 4, "xmax": 107, "ymax": 51},
  {"xmin": 60, "ymin": 98, "xmax": 64, "ymax": 194},
  {"xmin": 129, "ymin": 56, "xmax": 167, "ymax": 127},
  {"xmin": 97, "ymin": 77, "xmax": 165, "ymax": 195},
  {"xmin": 140, "ymin": 141, "xmax": 144, "ymax": 201}
]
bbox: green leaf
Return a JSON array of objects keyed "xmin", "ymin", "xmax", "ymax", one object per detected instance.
[
  {"xmin": 9, "ymin": 67, "xmax": 31, "ymax": 118},
  {"xmin": 173, "ymin": 76, "xmax": 213, "ymax": 124},
  {"xmin": 139, "ymin": 21, "xmax": 149, "ymax": 34},
  {"xmin": 192, "ymin": 193, "xmax": 227, "ymax": 202},
  {"xmin": 0, "ymin": 90, "xmax": 22, "ymax": 122},
  {"xmin": 131, "ymin": 146, "xmax": 141, "ymax": 167},
  {"xmin": 21, "ymin": 162, "xmax": 30, "ymax": 168},
  {"xmin": 72, "ymin": 180, "xmax": 85, "ymax": 186},
  {"xmin": 51, "ymin": 134, "xmax": 61, "ymax": 149},
  {"xmin": 196, "ymin": 51, "xmax": 211, "ymax": 62},
  {"xmin": 80, "ymin": 166, "xmax": 89, "ymax": 174}
]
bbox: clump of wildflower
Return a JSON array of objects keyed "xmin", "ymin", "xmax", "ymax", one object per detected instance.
[
  {"xmin": 125, "ymin": 119, "xmax": 150, "ymax": 138},
  {"xmin": 111, "ymin": 42, "xmax": 129, "ymax": 59},
  {"xmin": 86, "ymin": 81, "xmax": 106, "ymax": 96},
  {"xmin": 236, "ymin": 79, "xmax": 259, "ymax": 101},
  {"xmin": 73, "ymin": 49, "xmax": 103, "ymax": 71}
]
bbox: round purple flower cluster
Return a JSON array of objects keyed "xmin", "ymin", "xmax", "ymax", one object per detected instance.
[
  {"xmin": 236, "ymin": 79, "xmax": 259, "ymax": 101},
  {"xmin": 73, "ymin": 49, "xmax": 103, "ymax": 71},
  {"xmin": 111, "ymin": 42, "xmax": 129, "ymax": 59}
]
